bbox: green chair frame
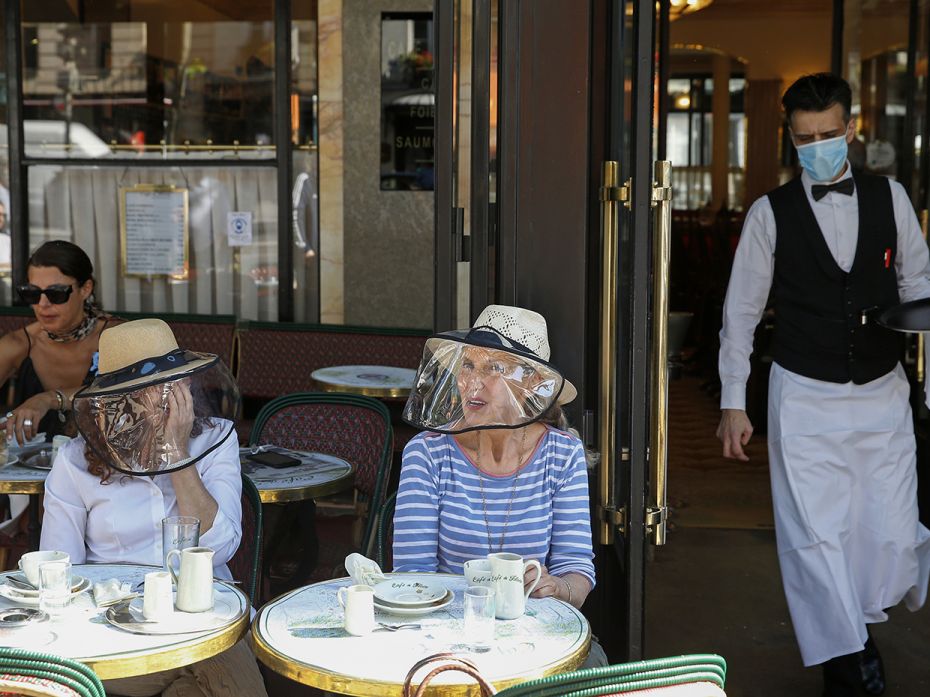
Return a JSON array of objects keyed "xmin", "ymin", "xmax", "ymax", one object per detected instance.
[
  {"xmin": 249, "ymin": 392, "xmax": 395, "ymax": 559},
  {"xmin": 375, "ymin": 489, "xmax": 397, "ymax": 570},
  {"xmin": 0, "ymin": 647, "xmax": 105, "ymax": 697},
  {"xmin": 495, "ymin": 655, "xmax": 727, "ymax": 697},
  {"xmin": 234, "ymin": 473, "xmax": 263, "ymax": 604}
]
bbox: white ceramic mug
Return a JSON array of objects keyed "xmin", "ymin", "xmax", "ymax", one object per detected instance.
[
  {"xmin": 19, "ymin": 551, "xmax": 69, "ymax": 587},
  {"xmin": 463, "ymin": 559, "xmax": 494, "ymax": 588},
  {"xmin": 142, "ymin": 571, "xmax": 174, "ymax": 621},
  {"xmin": 166, "ymin": 546, "xmax": 215, "ymax": 613},
  {"xmin": 337, "ymin": 584, "xmax": 375, "ymax": 636},
  {"xmin": 488, "ymin": 552, "xmax": 541, "ymax": 620}
]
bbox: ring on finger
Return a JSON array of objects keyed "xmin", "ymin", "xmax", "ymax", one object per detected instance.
[{"xmin": 22, "ymin": 419, "xmax": 32, "ymax": 427}]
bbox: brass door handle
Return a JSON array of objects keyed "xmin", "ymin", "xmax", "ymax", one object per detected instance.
[
  {"xmin": 648, "ymin": 160, "xmax": 673, "ymax": 545},
  {"xmin": 597, "ymin": 161, "xmax": 625, "ymax": 545}
]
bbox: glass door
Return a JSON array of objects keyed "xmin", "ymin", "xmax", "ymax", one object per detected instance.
[{"xmin": 596, "ymin": 0, "xmax": 671, "ymax": 660}]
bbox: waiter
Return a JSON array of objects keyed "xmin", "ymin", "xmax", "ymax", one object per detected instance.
[{"xmin": 717, "ymin": 73, "xmax": 930, "ymax": 697}]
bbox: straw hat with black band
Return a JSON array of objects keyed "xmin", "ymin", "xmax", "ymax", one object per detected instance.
[{"xmin": 72, "ymin": 319, "xmax": 240, "ymax": 476}]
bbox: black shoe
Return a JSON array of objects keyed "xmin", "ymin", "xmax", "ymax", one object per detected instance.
[
  {"xmin": 822, "ymin": 653, "xmax": 860, "ymax": 697},
  {"xmin": 859, "ymin": 635, "xmax": 885, "ymax": 696}
]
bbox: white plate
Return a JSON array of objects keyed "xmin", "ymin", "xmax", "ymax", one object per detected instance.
[
  {"xmin": 2, "ymin": 574, "xmax": 87, "ymax": 597},
  {"xmin": 105, "ymin": 594, "xmax": 239, "ymax": 635},
  {"xmin": 0, "ymin": 576, "xmax": 90, "ymax": 607},
  {"xmin": 373, "ymin": 578, "xmax": 448, "ymax": 606},
  {"xmin": 374, "ymin": 590, "xmax": 453, "ymax": 617}
]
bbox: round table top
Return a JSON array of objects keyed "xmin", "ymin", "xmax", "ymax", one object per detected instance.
[
  {"xmin": 0, "ymin": 445, "xmax": 52, "ymax": 494},
  {"xmin": 311, "ymin": 365, "xmax": 417, "ymax": 398},
  {"xmin": 239, "ymin": 447, "xmax": 355, "ymax": 503},
  {"xmin": 251, "ymin": 573, "xmax": 591, "ymax": 696},
  {"xmin": 0, "ymin": 563, "xmax": 249, "ymax": 680}
]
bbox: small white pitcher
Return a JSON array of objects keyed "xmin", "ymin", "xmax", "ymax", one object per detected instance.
[
  {"xmin": 166, "ymin": 546, "xmax": 215, "ymax": 612},
  {"xmin": 488, "ymin": 552, "xmax": 541, "ymax": 620},
  {"xmin": 337, "ymin": 584, "xmax": 375, "ymax": 636}
]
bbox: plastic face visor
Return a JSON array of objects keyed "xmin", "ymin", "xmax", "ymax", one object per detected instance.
[
  {"xmin": 73, "ymin": 359, "xmax": 240, "ymax": 476},
  {"xmin": 402, "ymin": 330, "xmax": 564, "ymax": 434}
]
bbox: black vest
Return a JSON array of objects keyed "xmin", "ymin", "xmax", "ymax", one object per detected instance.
[{"xmin": 768, "ymin": 172, "xmax": 903, "ymax": 384}]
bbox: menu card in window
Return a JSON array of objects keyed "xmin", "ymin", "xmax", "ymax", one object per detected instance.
[{"xmin": 119, "ymin": 185, "xmax": 189, "ymax": 278}]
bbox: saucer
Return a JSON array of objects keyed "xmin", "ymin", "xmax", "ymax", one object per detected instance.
[
  {"xmin": 0, "ymin": 576, "xmax": 90, "ymax": 607},
  {"xmin": 374, "ymin": 589, "xmax": 453, "ymax": 617},
  {"xmin": 373, "ymin": 578, "xmax": 447, "ymax": 606},
  {"xmin": 3, "ymin": 574, "xmax": 88, "ymax": 597}
]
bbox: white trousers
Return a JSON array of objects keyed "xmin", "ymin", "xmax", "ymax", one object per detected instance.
[{"xmin": 767, "ymin": 363, "xmax": 930, "ymax": 667}]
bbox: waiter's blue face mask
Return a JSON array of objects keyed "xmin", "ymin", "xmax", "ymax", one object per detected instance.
[{"xmin": 795, "ymin": 134, "xmax": 848, "ymax": 182}]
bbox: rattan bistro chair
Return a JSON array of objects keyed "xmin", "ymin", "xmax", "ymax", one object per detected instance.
[
  {"xmin": 249, "ymin": 392, "xmax": 394, "ymax": 585},
  {"xmin": 228, "ymin": 473, "xmax": 263, "ymax": 604},
  {"xmin": 403, "ymin": 654, "xmax": 727, "ymax": 697},
  {"xmin": 375, "ymin": 489, "xmax": 398, "ymax": 570},
  {"xmin": 0, "ymin": 648, "xmax": 104, "ymax": 697}
]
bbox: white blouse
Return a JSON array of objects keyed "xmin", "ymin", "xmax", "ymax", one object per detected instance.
[{"xmin": 40, "ymin": 420, "xmax": 242, "ymax": 580}]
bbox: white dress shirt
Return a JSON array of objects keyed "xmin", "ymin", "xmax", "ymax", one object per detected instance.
[
  {"xmin": 40, "ymin": 420, "xmax": 242, "ymax": 580},
  {"xmin": 719, "ymin": 164, "xmax": 930, "ymax": 411}
]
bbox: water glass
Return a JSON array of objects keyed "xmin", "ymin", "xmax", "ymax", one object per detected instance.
[
  {"xmin": 464, "ymin": 586, "xmax": 496, "ymax": 646},
  {"xmin": 38, "ymin": 560, "xmax": 71, "ymax": 616},
  {"xmin": 162, "ymin": 516, "xmax": 200, "ymax": 569}
]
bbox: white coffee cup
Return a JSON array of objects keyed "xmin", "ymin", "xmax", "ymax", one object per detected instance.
[
  {"xmin": 142, "ymin": 571, "xmax": 174, "ymax": 621},
  {"xmin": 19, "ymin": 551, "xmax": 69, "ymax": 587},
  {"xmin": 488, "ymin": 552, "xmax": 541, "ymax": 620},
  {"xmin": 51, "ymin": 435, "xmax": 70, "ymax": 463},
  {"xmin": 167, "ymin": 546, "xmax": 215, "ymax": 613},
  {"xmin": 463, "ymin": 559, "xmax": 494, "ymax": 588},
  {"xmin": 337, "ymin": 584, "xmax": 375, "ymax": 636}
]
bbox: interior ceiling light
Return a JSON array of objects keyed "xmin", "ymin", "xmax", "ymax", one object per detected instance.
[{"xmin": 669, "ymin": 0, "xmax": 714, "ymax": 20}]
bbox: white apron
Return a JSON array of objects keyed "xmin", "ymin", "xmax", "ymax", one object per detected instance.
[{"xmin": 767, "ymin": 361, "xmax": 930, "ymax": 667}]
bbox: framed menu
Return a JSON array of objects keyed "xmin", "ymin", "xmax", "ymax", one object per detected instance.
[{"xmin": 118, "ymin": 184, "xmax": 189, "ymax": 278}]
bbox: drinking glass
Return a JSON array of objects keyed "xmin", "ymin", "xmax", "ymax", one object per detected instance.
[
  {"xmin": 162, "ymin": 516, "xmax": 200, "ymax": 569},
  {"xmin": 38, "ymin": 560, "xmax": 71, "ymax": 616},
  {"xmin": 464, "ymin": 586, "xmax": 495, "ymax": 646}
]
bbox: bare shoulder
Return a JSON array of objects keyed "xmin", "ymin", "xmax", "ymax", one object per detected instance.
[{"xmin": 0, "ymin": 322, "xmax": 33, "ymax": 370}]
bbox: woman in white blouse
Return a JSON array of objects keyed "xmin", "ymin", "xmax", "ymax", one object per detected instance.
[{"xmin": 40, "ymin": 319, "xmax": 267, "ymax": 697}]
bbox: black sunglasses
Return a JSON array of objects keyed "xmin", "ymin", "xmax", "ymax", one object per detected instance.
[{"xmin": 16, "ymin": 284, "xmax": 75, "ymax": 305}]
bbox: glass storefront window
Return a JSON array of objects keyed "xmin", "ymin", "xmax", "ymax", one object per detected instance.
[
  {"xmin": 20, "ymin": 1, "xmax": 275, "ymax": 160},
  {"xmin": 0, "ymin": 10, "xmax": 12, "ymax": 303},
  {"xmin": 292, "ymin": 2, "xmax": 320, "ymax": 323},
  {"xmin": 27, "ymin": 165, "xmax": 278, "ymax": 320}
]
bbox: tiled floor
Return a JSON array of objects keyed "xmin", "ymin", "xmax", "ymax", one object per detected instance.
[{"xmin": 647, "ymin": 376, "xmax": 930, "ymax": 696}]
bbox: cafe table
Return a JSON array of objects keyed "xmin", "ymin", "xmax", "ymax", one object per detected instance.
[
  {"xmin": 251, "ymin": 573, "xmax": 591, "ymax": 696},
  {"xmin": 0, "ymin": 442, "xmax": 53, "ymax": 550},
  {"xmin": 0, "ymin": 563, "xmax": 249, "ymax": 679},
  {"xmin": 311, "ymin": 365, "xmax": 417, "ymax": 399},
  {"xmin": 239, "ymin": 446, "xmax": 355, "ymax": 504}
]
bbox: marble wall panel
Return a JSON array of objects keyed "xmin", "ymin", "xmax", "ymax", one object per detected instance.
[{"xmin": 342, "ymin": 0, "xmax": 434, "ymax": 330}]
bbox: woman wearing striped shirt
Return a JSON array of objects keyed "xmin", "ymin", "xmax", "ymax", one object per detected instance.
[{"xmin": 395, "ymin": 305, "xmax": 595, "ymax": 610}]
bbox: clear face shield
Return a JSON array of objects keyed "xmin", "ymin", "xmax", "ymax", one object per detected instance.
[
  {"xmin": 403, "ymin": 329, "xmax": 565, "ymax": 434},
  {"xmin": 73, "ymin": 351, "xmax": 240, "ymax": 476}
]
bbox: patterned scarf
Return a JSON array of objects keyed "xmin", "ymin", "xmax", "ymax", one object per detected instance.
[{"xmin": 45, "ymin": 299, "xmax": 103, "ymax": 343}]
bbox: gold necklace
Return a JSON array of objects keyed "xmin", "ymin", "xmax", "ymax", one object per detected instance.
[{"xmin": 475, "ymin": 427, "xmax": 528, "ymax": 554}]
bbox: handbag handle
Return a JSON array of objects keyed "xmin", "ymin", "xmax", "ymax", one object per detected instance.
[{"xmin": 403, "ymin": 652, "xmax": 497, "ymax": 697}]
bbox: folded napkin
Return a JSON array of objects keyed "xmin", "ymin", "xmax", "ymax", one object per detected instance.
[
  {"xmin": 345, "ymin": 553, "xmax": 386, "ymax": 586},
  {"xmin": 93, "ymin": 579, "xmax": 136, "ymax": 607}
]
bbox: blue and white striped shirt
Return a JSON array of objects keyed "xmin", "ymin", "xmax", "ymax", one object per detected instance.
[{"xmin": 392, "ymin": 426, "xmax": 595, "ymax": 587}]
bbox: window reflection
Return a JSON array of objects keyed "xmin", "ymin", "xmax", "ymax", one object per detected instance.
[
  {"xmin": 20, "ymin": 1, "xmax": 276, "ymax": 159},
  {"xmin": 0, "ymin": 9, "xmax": 12, "ymax": 298}
]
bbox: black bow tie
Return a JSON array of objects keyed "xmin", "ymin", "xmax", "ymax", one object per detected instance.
[{"xmin": 811, "ymin": 178, "xmax": 855, "ymax": 201}]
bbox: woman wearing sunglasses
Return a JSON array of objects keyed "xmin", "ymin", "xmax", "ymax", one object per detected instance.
[{"xmin": 0, "ymin": 240, "xmax": 116, "ymax": 444}]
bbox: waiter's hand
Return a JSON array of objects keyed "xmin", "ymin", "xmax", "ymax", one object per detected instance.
[{"xmin": 717, "ymin": 408, "xmax": 753, "ymax": 461}]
